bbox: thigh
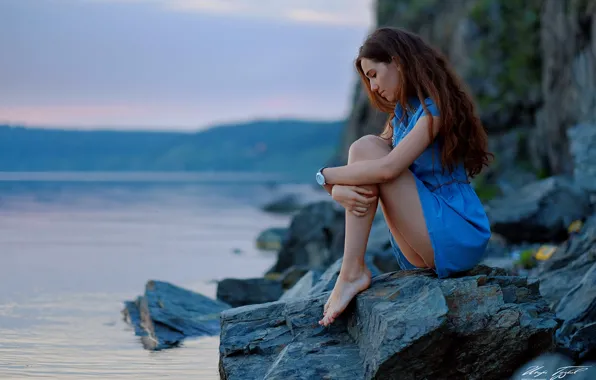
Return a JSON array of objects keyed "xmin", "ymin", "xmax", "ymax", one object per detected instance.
[
  {"xmin": 380, "ymin": 201, "xmax": 428, "ymax": 268},
  {"xmin": 348, "ymin": 135, "xmax": 433, "ymax": 268},
  {"xmin": 379, "ymin": 170, "xmax": 435, "ymax": 269}
]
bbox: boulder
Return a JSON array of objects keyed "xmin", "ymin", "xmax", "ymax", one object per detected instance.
[
  {"xmin": 280, "ymin": 257, "xmax": 381, "ymax": 301},
  {"xmin": 369, "ymin": 247, "xmax": 401, "ymax": 273},
  {"xmin": 219, "ymin": 265, "xmax": 558, "ymax": 380},
  {"xmin": 277, "ymin": 265, "xmax": 310, "ymax": 290},
  {"xmin": 261, "ymin": 194, "xmax": 303, "ymax": 214},
  {"xmin": 555, "ymin": 263, "xmax": 596, "ymax": 361},
  {"xmin": 266, "ymin": 201, "xmax": 346, "ymax": 274},
  {"xmin": 279, "ymin": 269, "xmax": 322, "ymax": 301},
  {"xmin": 266, "ymin": 201, "xmax": 400, "ymax": 277},
  {"xmin": 122, "ymin": 280, "xmax": 230, "ymax": 350},
  {"xmin": 216, "ymin": 278, "xmax": 284, "ymax": 308},
  {"xmin": 487, "ymin": 176, "xmax": 591, "ymax": 243},
  {"xmin": 256, "ymin": 227, "xmax": 288, "ymax": 251},
  {"xmin": 538, "ymin": 214, "xmax": 596, "ymax": 309},
  {"xmin": 537, "ymin": 213, "xmax": 596, "ymax": 361},
  {"xmin": 366, "ymin": 213, "xmax": 392, "ymax": 252},
  {"xmin": 568, "ymin": 123, "xmax": 596, "ymax": 193}
]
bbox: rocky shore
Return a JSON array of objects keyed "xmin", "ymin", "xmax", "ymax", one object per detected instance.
[
  {"xmin": 122, "ymin": 0, "xmax": 596, "ymax": 378},
  {"xmin": 122, "ymin": 164, "xmax": 596, "ymax": 378},
  {"xmin": 122, "ymin": 117, "xmax": 596, "ymax": 377}
]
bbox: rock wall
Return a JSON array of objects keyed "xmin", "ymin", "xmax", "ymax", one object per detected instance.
[
  {"xmin": 536, "ymin": 0, "xmax": 596, "ymax": 174},
  {"xmin": 337, "ymin": 0, "xmax": 595, "ymax": 183}
]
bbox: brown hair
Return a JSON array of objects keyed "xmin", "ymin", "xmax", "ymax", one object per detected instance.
[{"xmin": 355, "ymin": 27, "xmax": 492, "ymax": 178}]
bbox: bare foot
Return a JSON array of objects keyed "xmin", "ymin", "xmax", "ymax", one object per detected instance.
[{"xmin": 319, "ymin": 268, "xmax": 371, "ymax": 327}]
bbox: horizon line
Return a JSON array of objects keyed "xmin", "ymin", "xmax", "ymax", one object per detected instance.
[{"xmin": 0, "ymin": 116, "xmax": 348, "ymax": 133}]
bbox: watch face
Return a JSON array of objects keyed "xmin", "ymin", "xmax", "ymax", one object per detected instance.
[{"xmin": 316, "ymin": 172, "xmax": 325, "ymax": 185}]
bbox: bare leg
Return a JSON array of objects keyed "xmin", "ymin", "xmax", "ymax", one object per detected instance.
[
  {"xmin": 379, "ymin": 172, "xmax": 435, "ymax": 268},
  {"xmin": 319, "ymin": 135, "xmax": 434, "ymax": 327},
  {"xmin": 319, "ymin": 137, "xmax": 379, "ymax": 326},
  {"xmin": 340, "ymin": 135, "xmax": 434, "ymax": 268}
]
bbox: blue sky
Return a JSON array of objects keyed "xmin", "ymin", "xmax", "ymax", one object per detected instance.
[{"xmin": 0, "ymin": 0, "xmax": 373, "ymax": 130}]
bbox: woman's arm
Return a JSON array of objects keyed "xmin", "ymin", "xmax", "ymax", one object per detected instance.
[{"xmin": 323, "ymin": 116, "xmax": 441, "ymax": 185}]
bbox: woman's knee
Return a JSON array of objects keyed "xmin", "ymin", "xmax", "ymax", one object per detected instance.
[{"xmin": 348, "ymin": 135, "xmax": 390, "ymax": 163}]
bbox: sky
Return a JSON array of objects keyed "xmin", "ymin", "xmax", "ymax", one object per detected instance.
[{"xmin": 0, "ymin": 0, "xmax": 374, "ymax": 131}]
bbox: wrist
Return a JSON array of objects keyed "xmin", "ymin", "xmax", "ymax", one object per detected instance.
[
  {"xmin": 316, "ymin": 166, "xmax": 329, "ymax": 186},
  {"xmin": 321, "ymin": 167, "xmax": 331, "ymax": 184}
]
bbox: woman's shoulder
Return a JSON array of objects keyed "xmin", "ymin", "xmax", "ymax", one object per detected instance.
[
  {"xmin": 418, "ymin": 97, "xmax": 440, "ymax": 117},
  {"xmin": 394, "ymin": 96, "xmax": 440, "ymax": 117},
  {"xmin": 392, "ymin": 97, "xmax": 440, "ymax": 131}
]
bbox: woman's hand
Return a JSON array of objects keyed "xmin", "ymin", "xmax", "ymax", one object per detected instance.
[{"xmin": 331, "ymin": 185, "xmax": 378, "ymax": 217}]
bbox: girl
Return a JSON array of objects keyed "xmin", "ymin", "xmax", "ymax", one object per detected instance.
[{"xmin": 316, "ymin": 27, "xmax": 493, "ymax": 327}]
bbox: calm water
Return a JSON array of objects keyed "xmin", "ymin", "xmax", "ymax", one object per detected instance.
[{"xmin": 0, "ymin": 175, "xmax": 324, "ymax": 379}]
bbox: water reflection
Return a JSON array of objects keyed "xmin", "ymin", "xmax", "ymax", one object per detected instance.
[
  {"xmin": 1, "ymin": 292, "xmax": 222, "ymax": 379},
  {"xmin": 0, "ymin": 178, "xmax": 312, "ymax": 378}
]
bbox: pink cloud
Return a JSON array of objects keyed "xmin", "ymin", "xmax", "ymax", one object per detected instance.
[
  {"xmin": 0, "ymin": 94, "xmax": 349, "ymax": 131},
  {"xmin": 0, "ymin": 104, "xmax": 146, "ymax": 125}
]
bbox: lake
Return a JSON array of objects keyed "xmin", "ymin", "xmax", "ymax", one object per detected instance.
[{"xmin": 0, "ymin": 174, "xmax": 327, "ymax": 379}]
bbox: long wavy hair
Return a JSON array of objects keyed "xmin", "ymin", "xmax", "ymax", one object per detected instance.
[{"xmin": 355, "ymin": 27, "xmax": 492, "ymax": 178}]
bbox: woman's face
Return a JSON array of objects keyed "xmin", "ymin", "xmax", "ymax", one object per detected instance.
[{"xmin": 360, "ymin": 58, "xmax": 400, "ymax": 103}]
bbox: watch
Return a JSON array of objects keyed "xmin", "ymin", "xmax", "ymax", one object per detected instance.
[{"xmin": 315, "ymin": 167, "xmax": 327, "ymax": 186}]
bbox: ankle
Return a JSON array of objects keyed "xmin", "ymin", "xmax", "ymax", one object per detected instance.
[{"xmin": 339, "ymin": 265, "xmax": 370, "ymax": 282}]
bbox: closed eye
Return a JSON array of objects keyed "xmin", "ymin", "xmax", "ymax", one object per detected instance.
[{"xmin": 365, "ymin": 70, "xmax": 376, "ymax": 79}]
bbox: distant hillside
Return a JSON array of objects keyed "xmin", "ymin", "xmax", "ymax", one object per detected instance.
[{"xmin": 0, "ymin": 120, "xmax": 343, "ymax": 181}]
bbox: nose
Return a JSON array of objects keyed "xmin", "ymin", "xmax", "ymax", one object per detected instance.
[{"xmin": 370, "ymin": 80, "xmax": 379, "ymax": 92}]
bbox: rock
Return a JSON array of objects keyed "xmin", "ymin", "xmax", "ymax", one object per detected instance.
[
  {"xmin": 266, "ymin": 201, "xmax": 346, "ymax": 274},
  {"xmin": 219, "ymin": 265, "xmax": 558, "ymax": 379},
  {"xmin": 538, "ymin": 213, "xmax": 596, "ymax": 310},
  {"xmin": 366, "ymin": 214, "xmax": 392, "ymax": 252},
  {"xmin": 123, "ymin": 280, "xmax": 230, "ymax": 350},
  {"xmin": 487, "ymin": 176, "xmax": 591, "ymax": 243},
  {"xmin": 568, "ymin": 124, "xmax": 596, "ymax": 193},
  {"xmin": 484, "ymin": 233, "xmax": 510, "ymax": 258},
  {"xmin": 369, "ymin": 247, "xmax": 401, "ymax": 273},
  {"xmin": 536, "ymin": 0, "xmax": 596, "ymax": 174},
  {"xmin": 280, "ymin": 257, "xmax": 382, "ymax": 301},
  {"xmin": 256, "ymin": 227, "xmax": 288, "ymax": 251},
  {"xmin": 555, "ymin": 262, "xmax": 596, "ymax": 361},
  {"xmin": 261, "ymin": 194, "xmax": 303, "ymax": 214},
  {"xmin": 216, "ymin": 278, "xmax": 284, "ymax": 308},
  {"xmin": 266, "ymin": 200, "xmax": 401, "ymax": 278},
  {"xmin": 279, "ymin": 269, "xmax": 323, "ymax": 301},
  {"xmin": 536, "ymin": 213, "xmax": 596, "ymax": 361},
  {"xmin": 486, "ymin": 129, "xmax": 539, "ymax": 196},
  {"xmin": 278, "ymin": 265, "xmax": 310, "ymax": 290},
  {"xmin": 511, "ymin": 353, "xmax": 596, "ymax": 380}
]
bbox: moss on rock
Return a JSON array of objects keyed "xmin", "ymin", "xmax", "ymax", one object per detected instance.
[{"xmin": 468, "ymin": 0, "xmax": 542, "ymax": 112}]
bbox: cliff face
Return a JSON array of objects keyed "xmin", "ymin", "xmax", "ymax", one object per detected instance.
[{"xmin": 338, "ymin": 0, "xmax": 595, "ymax": 182}]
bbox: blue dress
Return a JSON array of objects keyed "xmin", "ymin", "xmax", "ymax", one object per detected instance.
[{"xmin": 388, "ymin": 96, "xmax": 491, "ymax": 278}]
